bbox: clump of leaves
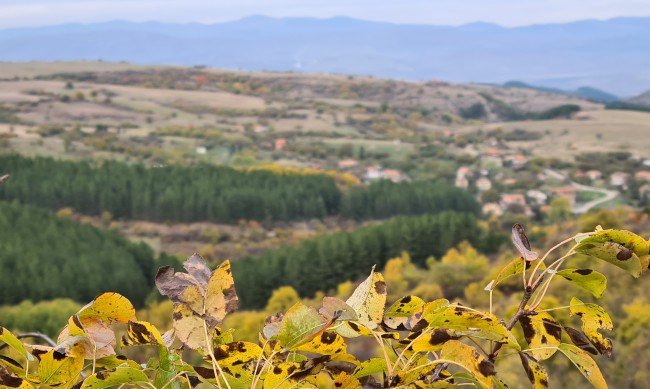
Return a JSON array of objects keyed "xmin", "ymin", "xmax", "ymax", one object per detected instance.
[{"xmin": 1, "ymin": 225, "xmax": 649, "ymax": 388}]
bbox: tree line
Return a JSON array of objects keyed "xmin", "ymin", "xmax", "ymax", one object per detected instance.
[
  {"xmin": 0, "ymin": 154, "xmax": 478, "ymax": 223},
  {"xmin": 0, "ymin": 200, "xmax": 163, "ymax": 307},
  {"xmin": 232, "ymin": 211, "xmax": 484, "ymax": 309}
]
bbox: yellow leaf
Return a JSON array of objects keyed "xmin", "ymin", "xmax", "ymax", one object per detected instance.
[
  {"xmin": 295, "ymin": 331, "xmax": 346, "ymax": 355},
  {"xmin": 120, "ymin": 320, "xmax": 164, "ymax": 347},
  {"xmin": 519, "ymin": 352, "xmax": 549, "ymax": 388},
  {"xmin": 558, "ymin": 343, "xmax": 608, "ymax": 389},
  {"xmin": 411, "ymin": 329, "xmax": 459, "ymax": 353},
  {"xmin": 569, "ymin": 297, "xmax": 613, "ymax": 357},
  {"xmin": 518, "ymin": 312, "xmax": 562, "ymax": 360},
  {"xmin": 262, "ymin": 361, "xmax": 316, "ymax": 389},
  {"xmin": 37, "ymin": 350, "xmax": 84, "ymax": 387},
  {"xmin": 384, "ymin": 296, "xmax": 425, "ymax": 330},
  {"xmin": 205, "ymin": 260, "xmax": 239, "ymax": 325},
  {"xmin": 172, "ymin": 304, "xmax": 207, "ymax": 350},
  {"xmin": 213, "ymin": 341, "xmax": 262, "ymax": 381},
  {"xmin": 345, "ymin": 268, "xmax": 386, "ymax": 330},
  {"xmin": 440, "ymin": 340, "xmax": 495, "ymax": 389},
  {"xmin": 77, "ymin": 293, "xmax": 136, "ymax": 324},
  {"xmin": 332, "ymin": 372, "xmax": 362, "ymax": 389}
]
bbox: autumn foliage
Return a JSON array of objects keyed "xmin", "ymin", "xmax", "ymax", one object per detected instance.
[{"xmin": 1, "ymin": 225, "xmax": 649, "ymax": 388}]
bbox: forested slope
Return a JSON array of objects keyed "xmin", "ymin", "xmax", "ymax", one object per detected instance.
[
  {"xmin": 0, "ymin": 154, "xmax": 479, "ymax": 223},
  {"xmin": 233, "ymin": 211, "xmax": 485, "ymax": 308},
  {"xmin": 0, "ymin": 201, "xmax": 158, "ymax": 306}
]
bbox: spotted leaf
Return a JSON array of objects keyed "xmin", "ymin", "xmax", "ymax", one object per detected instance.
[
  {"xmin": 120, "ymin": 320, "xmax": 164, "ymax": 347},
  {"xmin": 295, "ymin": 331, "xmax": 346, "ymax": 355},
  {"xmin": 439, "ymin": 340, "xmax": 495, "ymax": 389},
  {"xmin": 384, "ymin": 295, "xmax": 425, "ymax": 330},
  {"xmin": 575, "ymin": 230, "xmax": 647, "ymax": 277},
  {"xmin": 558, "ymin": 343, "xmax": 607, "ymax": 389},
  {"xmin": 519, "ymin": 352, "xmax": 549, "ymax": 388},
  {"xmin": 37, "ymin": 350, "xmax": 84, "ymax": 387},
  {"xmin": 332, "ymin": 372, "xmax": 362, "ymax": 389},
  {"xmin": 563, "ymin": 326, "xmax": 598, "ymax": 355},
  {"xmin": 426, "ymin": 306, "xmax": 519, "ymax": 349},
  {"xmin": 80, "ymin": 366, "xmax": 149, "ymax": 389},
  {"xmin": 518, "ymin": 312, "xmax": 562, "ymax": 360},
  {"xmin": 569, "ymin": 297, "xmax": 613, "ymax": 357},
  {"xmin": 556, "ymin": 269, "xmax": 607, "ymax": 298}
]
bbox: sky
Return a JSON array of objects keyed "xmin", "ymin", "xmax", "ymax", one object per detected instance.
[{"xmin": 1, "ymin": 0, "xmax": 650, "ymax": 29}]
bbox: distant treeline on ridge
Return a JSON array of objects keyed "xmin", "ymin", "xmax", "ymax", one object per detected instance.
[{"xmin": 0, "ymin": 155, "xmax": 479, "ymax": 223}]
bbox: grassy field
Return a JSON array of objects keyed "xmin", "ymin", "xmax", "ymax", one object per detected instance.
[{"xmin": 458, "ymin": 109, "xmax": 650, "ymax": 159}]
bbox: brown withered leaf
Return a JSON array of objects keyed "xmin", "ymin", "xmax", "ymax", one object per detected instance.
[
  {"xmin": 512, "ymin": 224, "xmax": 539, "ymax": 261},
  {"xmin": 156, "ymin": 254, "xmax": 239, "ymax": 349},
  {"xmin": 0, "ymin": 175, "xmax": 9, "ymax": 185},
  {"xmin": 563, "ymin": 326, "xmax": 598, "ymax": 355},
  {"xmin": 57, "ymin": 316, "xmax": 116, "ymax": 359}
]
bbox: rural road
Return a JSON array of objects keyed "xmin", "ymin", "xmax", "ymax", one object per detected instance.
[{"xmin": 544, "ymin": 169, "xmax": 619, "ymax": 214}]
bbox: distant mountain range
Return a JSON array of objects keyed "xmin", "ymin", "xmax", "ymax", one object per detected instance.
[
  {"xmin": 1, "ymin": 16, "xmax": 649, "ymax": 97},
  {"xmin": 500, "ymin": 81, "xmax": 621, "ymax": 103}
]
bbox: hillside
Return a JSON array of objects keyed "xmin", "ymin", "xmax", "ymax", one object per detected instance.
[
  {"xmin": 1, "ymin": 16, "xmax": 650, "ymax": 95},
  {"xmin": 628, "ymin": 89, "xmax": 650, "ymax": 106}
]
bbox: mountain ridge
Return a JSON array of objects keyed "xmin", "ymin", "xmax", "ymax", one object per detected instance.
[{"xmin": 1, "ymin": 16, "xmax": 649, "ymax": 96}]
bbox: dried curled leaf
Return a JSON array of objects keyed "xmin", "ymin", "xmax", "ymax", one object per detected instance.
[
  {"xmin": 518, "ymin": 312, "xmax": 562, "ymax": 360},
  {"xmin": 0, "ymin": 365, "xmax": 34, "ymax": 389},
  {"xmin": 156, "ymin": 255, "xmax": 238, "ymax": 349},
  {"xmin": 564, "ymin": 326, "xmax": 599, "ymax": 355},
  {"xmin": 512, "ymin": 224, "xmax": 539, "ymax": 261},
  {"xmin": 569, "ymin": 297, "xmax": 613, "ymax": 357}
]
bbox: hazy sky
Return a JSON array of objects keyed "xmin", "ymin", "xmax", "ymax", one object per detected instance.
[{"xmin": 1, "ymin": 0, "xmax": 650, "ymax": 29}]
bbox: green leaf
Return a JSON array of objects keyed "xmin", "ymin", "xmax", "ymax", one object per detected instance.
[
  {"xmin": 487, "ymin": 257, "xmax": 545, "ymax": 291},
  {"xmin": 353, "ymin": 358, "xmax": 387, "ymax": 378},
  {"xmin": 518, "ymin": 312, "xmax": 562, "ymax": 360},
  {"xmin": 275, "ymin": 302, "xmax": 327, "ymax": 350},
  {"xmin": 575, "ymin": 230, "xmax": 647, "ymax": 277},
  {"xmin": 558, "ymin": 343, "xmax": 608, "ymax": 389},
  {"xmin": 519, "ymin": 352, "xmax": 549, "ymax": 388},
  {"xmin": 0, "ymin": 327, "xmax": 33, "ymax": 362},
  {"xmin": 557, "ymin": 269, "xmax": 607, "ymax": 298},
  {"xmin": 569, "ymin": 297, "xmax": 613, "ymax": 357},
  {"xmin": 439, "ymin": 340, "xmax": 495, "ymax": 389},
  {"xmin": 80, "ymin": 367, "xmax": 149, "ymax": 389}
]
